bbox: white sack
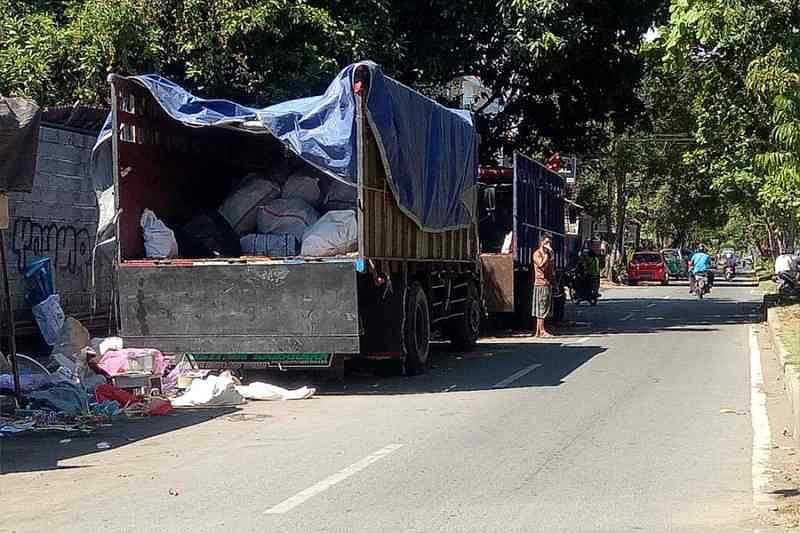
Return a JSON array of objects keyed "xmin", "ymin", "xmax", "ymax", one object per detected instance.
[
  {"xmin": 219, "ymin": 174, "xmax": 281, "ymax": 235},
  {"xmin": 301, "ymin": 210, "xmax": 358, "ymax": 257},
  {"xmin": 282, "ymin": 172, "xmax": 321, "ymax": 207},
  {"xmin": 172, "ymin": 371, "xmax": 245, "ymax": 407},
  {"xmin": 256, "ymin": 198, "xmax": 319, "ymax": 238},
  {"xmin": 240, "ymin": 233, "xmax": 301, "ymax": 257},
  {"xmin": 235, "ymin": 382, "xmax": 316, "ymax": 401},
  {"xmin": 32, "ymin": 294, "xmax": 65, "ymax": 346},
  {"xmin": 140, "ymin": 209, "xmax": 178, "ymax": 258}
]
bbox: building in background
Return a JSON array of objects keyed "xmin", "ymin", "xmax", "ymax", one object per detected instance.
[{"xmin": 2, "ymin": 106, "xmax": 111, "ymax": 342}]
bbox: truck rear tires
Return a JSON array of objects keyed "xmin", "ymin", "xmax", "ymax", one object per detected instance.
[
  {"xmin": 445, "ymin": 283, "xmax": 481, "ymax": 349},
  {"xmin": 403, "ymin": 282, "xmax": 430, "ymax": 375}
]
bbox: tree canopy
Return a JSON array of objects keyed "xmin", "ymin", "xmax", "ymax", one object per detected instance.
[{"xmin": 2, "ymin": 0, "xmax": 796, "ymax": 253}]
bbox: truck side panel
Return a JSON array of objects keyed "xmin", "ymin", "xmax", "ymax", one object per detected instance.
[
  {"xmin": 361, "ymin": 124, "xmax": 476, "ymax": 262},
  {"xmin": 117, "ymin": 261, "xmax": 360, "ymax": 359},
  {"xmin": 512, "ymin": 152, "xmax": 566, "ymax": 269}
]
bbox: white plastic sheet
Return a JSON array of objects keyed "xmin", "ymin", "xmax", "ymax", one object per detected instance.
[
  {"xmin": 301, "ymin": 210, "xmax": 357, "ymax": 257},
  {"xmin": 172, "ymin": 371, "xmax": 245, "ymax": 407},
  {"xmin": 256, "ymin": 198, "xmax": 319, "ymax": 238},
  {"xmin": 235, "ymin": 382, "xmax": 316, "ymax": 401},
  {"xmin": 32, "ymin": 294, "xmax": 65, "ymax": 346},
  {"xmin": 140, "ymin": 209, "xmax": 178, "ymax": 258}
]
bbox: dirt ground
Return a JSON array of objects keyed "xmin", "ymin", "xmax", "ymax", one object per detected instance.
[{"xmin": 759, "ymin": 325, "xmax": 800, "ymax": 530}]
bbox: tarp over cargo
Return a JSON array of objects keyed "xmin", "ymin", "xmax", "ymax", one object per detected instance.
[{"xmin": 91, "ymin": 61, "xmax": 477, "ymax": 232}]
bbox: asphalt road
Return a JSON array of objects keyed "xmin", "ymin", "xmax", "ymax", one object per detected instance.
[{"xmin": 2, "ymin": 275, "xmax": 765, "ymax": 533}]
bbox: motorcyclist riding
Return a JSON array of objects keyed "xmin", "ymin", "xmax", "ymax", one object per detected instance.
[{"xmin": 689, "ymin": 244, "xmax": 714, "ymax": 294}]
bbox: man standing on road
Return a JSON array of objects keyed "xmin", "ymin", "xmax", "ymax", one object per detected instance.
[{"xmin": 532, "ymin": 234, "xmax": 555, "ymax": 337}]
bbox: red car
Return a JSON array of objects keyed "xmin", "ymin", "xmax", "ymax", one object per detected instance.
[{"xmin": 627, "ymin": 251, "xmax": 670, "ymax": 285}]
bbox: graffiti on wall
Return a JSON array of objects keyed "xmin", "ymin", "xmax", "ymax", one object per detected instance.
[{"xmin": 10, "ymin": 218, "xmax": 93, "ymax": 280}]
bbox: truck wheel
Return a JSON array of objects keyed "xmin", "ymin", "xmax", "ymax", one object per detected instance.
[
  {"xmin": 445, "ymin": 283, "xmax": 481, "ymax": 349},
  {"xmin": 403, "ymin": 282, "xmax": 430, "ymax": 375}
]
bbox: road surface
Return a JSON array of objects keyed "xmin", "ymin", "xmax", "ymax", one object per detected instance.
[{"xmin": 2, "ymin": 276, "xmax": 771, "ymax": 532}]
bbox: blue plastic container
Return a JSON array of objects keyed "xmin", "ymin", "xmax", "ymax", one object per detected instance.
[{"xmin": 23, "ymin": 256, "xmax": 54, "ymax": 306}]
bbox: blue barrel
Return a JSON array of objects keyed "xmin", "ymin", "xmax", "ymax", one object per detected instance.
[{"xmin": 23, "ymin": 257, "xmax": 54, "ymax": 306}]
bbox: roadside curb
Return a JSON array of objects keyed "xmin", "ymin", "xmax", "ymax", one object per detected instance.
[{"xmin": 767, "ymin": 305, "xmax": 800, "ymax": 444}]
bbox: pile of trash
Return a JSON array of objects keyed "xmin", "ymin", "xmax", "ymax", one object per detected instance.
[
  {"xmin": 0, "ymin": 313, "xmax": 316, "ymax": 436},
  {"xmin": 142, "ymin": 163, "xmax": 358, "ymax": 260}
]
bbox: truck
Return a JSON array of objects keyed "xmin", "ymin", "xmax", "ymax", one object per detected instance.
[
  {"xmin": 478, "ymin": 152, "xmax": 567, "ymax": 326},
  {"xmin": 94, "ymin": 62, "xmax": 482, "ymax": 375}
]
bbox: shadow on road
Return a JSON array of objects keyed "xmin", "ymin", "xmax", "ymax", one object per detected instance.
[{"xmin": 1, "ymin": 406, "xmax": 239, "ymax": 475}]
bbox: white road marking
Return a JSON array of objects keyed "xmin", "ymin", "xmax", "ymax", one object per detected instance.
[
  {"xmin": 647, "ymin": 303, "xmax": 657, "ymax": 308},
  {"xmin": 265, "ymin": 443, "xmax": 404, "ymax": 514},
  {"xmin": 442, "ymin": 385, "xmax": 457, "ymax": 393},
  {"xmin": 620, "ymin": 312, "xmax": 635, "ymax": 321},
  {"xmin": 749, "ymin": 327, "xmax": 773, "ymax": 509},
  {"xmin": 494, "ymin": 363, "xmax": 544, "ymax": 388}
]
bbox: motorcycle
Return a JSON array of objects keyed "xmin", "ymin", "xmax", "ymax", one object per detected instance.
[
  {"xmin": 694, "ymin": 271, "xmax": 710, "ymax": 299},
  {"xmin": 724, "ymin": 264, "xmax": 735, "ymax": 281},
  {"xmin": 563, "ymin": 267, "xmax": 599, "ymax": 306},
  {"xmin": 775, "ymin": 271, "xmax": 800, "ymax": 296}
]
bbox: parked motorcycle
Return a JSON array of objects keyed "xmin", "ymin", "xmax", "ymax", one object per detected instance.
[
  {"xmin": 775, "ymin": 271, "xmax": 800, "ymax": 296},
  {"xmin": 694, "ymin": 271, "xmax": 710, "ymax": 299},
  {"xmin": 563, "ymin": 267, "xmax": 599, "ymax": 306}
]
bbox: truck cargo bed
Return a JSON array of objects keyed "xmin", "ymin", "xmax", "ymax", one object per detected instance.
[{"xmin": 117, "ymin": 260, "xmax": 359, "ymax": 365}]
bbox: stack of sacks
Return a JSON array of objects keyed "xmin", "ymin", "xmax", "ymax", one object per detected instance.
[
  {"xmin": 240, "ymin": 233, "xmax": 301, "ymax": 257},
  {"xmin": 219, "ymin": 173, "xmax": 281, "ymax": 235},
  {"xmin": 241, "ymin": 198, "xmax": 318, "ymax": 258},
  {"xmin": 281, "ymin": 171, "xmax": 322, "ymax": 207},
  {"xmin": 301, "ymin": 210, "xmax": 358, "ymax": 257},
  {"xmin": 323, "ymin": 179, "xmax": 357, "ymax": 211}
]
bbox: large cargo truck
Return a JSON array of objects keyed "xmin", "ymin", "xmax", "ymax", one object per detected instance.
[
  {"xmin": 96, "ymin": 63, "xmax": 482, "ymax": 374},
  {"xmin": 478, "ymin": 152, "xmax": 567, "ymax": 326}
]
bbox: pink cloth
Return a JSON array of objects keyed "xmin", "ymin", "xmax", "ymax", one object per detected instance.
[{"xmin": 96, "ymin": 348, "xmax": 166, "ymax": 377}]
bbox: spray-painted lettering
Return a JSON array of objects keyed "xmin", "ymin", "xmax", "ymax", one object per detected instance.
[{"xmin": 10, "ymin": 218, "xmax": 92, "ymax": 276}]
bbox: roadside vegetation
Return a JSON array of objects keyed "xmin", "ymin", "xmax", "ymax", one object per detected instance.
[{"xmin": 1, "ymin": 1, "xmax": 796, "ymax": 253}]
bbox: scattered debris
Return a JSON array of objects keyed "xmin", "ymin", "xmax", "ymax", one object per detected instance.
[
  {"xmin": 168, "ymin": 488, "xmax": 180, "ymax": 496},
  {"xmin": 96, "ymin": 441, "xmax": 111, "ymax": 450}
]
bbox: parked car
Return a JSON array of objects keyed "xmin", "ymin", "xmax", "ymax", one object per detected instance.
[{"xmin": 627, "ymin": 251, "xmax": 669, "ymax": 285}]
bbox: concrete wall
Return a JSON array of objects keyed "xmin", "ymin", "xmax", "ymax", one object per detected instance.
[{"xmin": 2, "ymin": 125, "xmax": 112, "ymax": 330}]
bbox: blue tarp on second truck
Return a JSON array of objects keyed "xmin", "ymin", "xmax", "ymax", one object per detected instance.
[{"xmin": 92, "ymin": 61, "xmax": 477, "ymax": 232}]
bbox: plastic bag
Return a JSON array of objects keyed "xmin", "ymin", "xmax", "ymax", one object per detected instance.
[
  {"xmin": 282, "ymin": 172, "xmax": 321, "ymax": 207},
  {"xmin": 51, "ymin": 317, "xmax": 90, "ymax": 359},
  {"xmin": 219, "ymin": 174, "xmax": 281, "ymax": 235},
  {"xmin": 256, "ymin": 198, "xmax": 320, "ymax": 238},
  {"xmin": 235, "ymin": 382, "xmax": 315, "ymax": 401},
  {"xmin": 175, "ymin": 210, "xmax": 241, "ymax": 258},
  {"xmin": 32, "ymin": 294, "xmax": 65, "ymax": 345},
  {"xmin": 240, "ymin": 233, "xmax": 301, "ymax": 257},
  {"xmin": 301, "ymin": 210, "xmax": 358, "ymax": 257},
  {"xmin": 172, "ymin": 371, "xmax": 244, "ymax": 407},
  {"xmin": 140, "ymin": 209, "xmax": 178, "ymax": 259}
]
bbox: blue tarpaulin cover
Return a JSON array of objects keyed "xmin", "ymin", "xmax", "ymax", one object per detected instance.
[{"xmin": 93, "ymin": 62, "xmax": 477, "ymax": 231}]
